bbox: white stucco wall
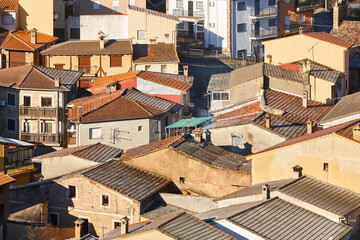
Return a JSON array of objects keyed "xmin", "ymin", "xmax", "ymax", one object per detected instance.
[
  {"xmin": 136, "ymin": 78, "xmax": 181, "ymax": 95},
  {"xmin": 212, "ymin": 220, "xmax": 264, "ymax": 240}
]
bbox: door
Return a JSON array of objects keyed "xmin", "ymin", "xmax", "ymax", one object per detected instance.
[
  {"xmin": 255, "ymin": 21, "xmax": 260, "ymax": 37},
  {"xmin": 188, "ymin": 1, "xmax": 193, "ymax": 16},
  {"xmin": 10, "ymin": 51, "xmax": 26, "ymax": 67},
  {"xmin": 254, "ymin": 0, "xmax": 260, "ymax": 15}
]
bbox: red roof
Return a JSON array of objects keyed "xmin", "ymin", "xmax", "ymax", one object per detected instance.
[
  {"xmin": 133, "ymin": 44, "xmax": 180, "ymax": 64},
  {"xmin": 137, "ymin": 71, "xmax": 193, "ymax": 92},
  {"xmin": 1, "ymin": 29, "xmax": 58, "ymax": 51},
  {"xmin": 305, "ymin": 32, "xmax": 354, "ymax": 49},
  {"xmin": 0, "ymin": 0, "xmax": 18, "ymax": 10},
  {"xmin": 279, "ymin": 63, "xmax": 300, "ymax": 72}
]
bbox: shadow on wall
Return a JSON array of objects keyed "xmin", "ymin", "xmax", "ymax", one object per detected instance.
[
  {"xmin": 220, "ymin": 142, "xmax": 253, "ymax": 156},
  {"xmin": 206, "ymin": 29, "xmax": 224, "ymax": 50}
]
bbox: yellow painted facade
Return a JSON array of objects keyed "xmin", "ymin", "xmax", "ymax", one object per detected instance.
[
  {"xmin": 250, "ymin": 133, "xmax": 360, "ymax": 193},
  {"xmin": 134, "ymin": 62, "xmax": 179, "ymax": 74}
]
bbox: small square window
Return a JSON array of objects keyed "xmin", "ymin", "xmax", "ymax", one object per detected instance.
[
  {"xmin": 179, "ymin": 177, "xmax": 185, "ymax": 184},
  {"xmin": 7, "ymin": 118, "xmax": 15, "ymax": 132},
  {"xmin": 114, "ymin": 221, "xmax": 121, "ymax": 229},
  {"xmin": 212, "ymin": 92, "xmax": 220, "ymax": 100},
  {"xmin": 237, "ymin": 23, "xmax": 246, "ymax": 32},
  {"xmin": 89, "ymin": 128, "xmax": 101, "ymax": 139},
  {"xmin": 221, "ymin": 93, "xmax": 229, "ymax": 101},
  {"xmin": 161, "ymin": 65, "xmax": 167, "ymax": 73},
  {"xmin": 268, "ymin": 0, "xmax": 275, "ymax": 6},
  {"xmin": 68, "ymin": 185, "xmax": 76, "ymax": 199},
  {"xmin": 7, "ymin": 93, "xmax": 15, "ymax": 106},
  {"xmin": 145, "ymin": 65, "xmax": 151, "ymax": 71},
  {"xmin": 102, "ymin": 195, "xmax": 109, "ymax": 207},
  {"xmin": 110, "ymin": 55, "xmax": 122, "ymax": 67},
  {"xmin": 49, "ymin": 213, "xmax": 59, "ymax": 225},
  {"xmin": 237, "ymin": 2, "xmax": 245, "ymax": 11},
  {"xmin": 41, "ymin": 97, "xmax": 52, "ymax": 107},
  {"xmin": 138, "ymin": 126, "xmax": 143, "ymax": 131},
  {"xmin": 23, "ymin": 96, "xmax": 31, "ymax": 106},
  {"xmin": 137, "ymin": 30, "xmax": 146, "ymax": 40},
  {"xmin": 268, "ymin": 18, "xmax": 276, "ymax": 27},
  {"xmin": 323, "ymin": 163, "xmax": 329, "ymax": 171}
]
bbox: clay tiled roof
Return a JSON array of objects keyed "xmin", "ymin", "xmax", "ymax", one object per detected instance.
[
  {"xmin": 88, "ymin": 71, "xmax": 140, "ymax": 90},
  {"xmin": 264, "ymin": 63, "xmax": 304, "ymax": 83},
  {"xmin": 41, "ymin": 39, "xmax": 132, "ymax": 56},
  {"xmin": 0, "ymin": 172, "xmax": 15, "ymax": 186},
  {"xmin": 128, "ymin": 5, "xmax": 179, "ymax": 21},
  {"xmin": 82, "ymin": 160, "xmax": 171, "ymax": 201},
  {"xmin": 305, "ymin": 32, "xmax": 354, "ymax": 49},
  {"xmin": 1, "ymin": 29, "xmax": 58, "ymax": 51},
  {"xmin": 133, "ymin": 44, "xmax": 179, "ymax": 63},
  {"xmin": 137, "ymin": 71, "xmax": 193, "ymax": 92},
  {"xmin": 34, "ymin": 143, "xmax": 123, "ymax": 163},
  {"xmin": 0, "ymin": 66, "xmax": 72, "ymax": 90},
  {"xmin": 0, "ymin": 0, "xmax": 18, "ymax": 10},
  {"xmin": 229, "ymin": 63, "xmax": 263, "ymax": 87},
  {"xmin": 68, "ymin": 88, "xmax": 179, "ymax": 122},
  {"xmin": 330, "ymin": 21, "xmax": 360, "ymax": 45}
]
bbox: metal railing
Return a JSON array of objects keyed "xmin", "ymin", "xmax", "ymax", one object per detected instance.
[
  {"xmin": 285, "ymin": 21, "xmax": 312, "ymax": 33},
  {"xmin": 250, "ymin": 6, "xmax": 277, "ymax": 17},
  {"xmin": 21, "ymin": 133, "xmax": 61, "ymax": 144},
  {"xmin": 173, "ymin": 9, "xmax": 204, "ymax": 17},
  {"xmin": 75, "ymin": 65, "xmax": 98, "ymax": 74},
  {"xmin": 251, "ymin": 26, "xmax": 277, "ymax": 38},
  {"xmin": 20, "ymin": 106, "xmax": 57, "ymax": 117}
]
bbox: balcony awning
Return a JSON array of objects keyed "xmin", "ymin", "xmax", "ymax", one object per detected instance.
[
  {"xmin": 178, "ymin": 16, "xmax": 204, "ymax": 23},
  {"xmin": 166, "ymin": 117, "xmax": 213, "ymax": 129}
]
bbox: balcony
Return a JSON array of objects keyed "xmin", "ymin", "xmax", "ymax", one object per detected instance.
[
  {"xmin": 285, "ymin": 21, "xmax": 312, "ymax": 34},
  {"xmin": 20, "ymin": 106, "xmax": 57, "ymax": 118},
  {"xmin": 21, "ymin": 133, "xmax": 61, "ymax": 145},
  {"xmin": 76, "ymin": 65, "xmax": 98, "ymax": 75},
  {"xmin": 250, "ymin": 6, "xmax": 277, "ymax": 19},
  {"xmin": 173, "ymin": 9, "xmax": 204, "ymax": 18},
  {"xmin": 250, "ymin": 26, "xmax": 277, "ymax": 39}
]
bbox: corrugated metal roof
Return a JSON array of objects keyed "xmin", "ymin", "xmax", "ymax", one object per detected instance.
[
  {"xmin": 34, "ymin": 66, "xmax": 83, "ymax": 88},
  {"xmin": 82, "ymin": 160, "xmax": 171, "ymax": 201},
  {"xmin": 0, "ymin": 136, "xmax": 36, "ymax": 147},
  {"xmin": 207, "ymin": 72, "xmax": 231, "ymax": 91},
  {"xmin": 166, "ymin": 117, "xmax": 213, "ymax": 128},
  {"xmin": 228, "ymin": 197, "xmax": 352, "ymax": 240},
  {"xmin": 280, "ymin": 176, "xmax": 360, "ymax": 216},
  {"xmin": 124, "ymin": 89, "xmax": 175, "ymax": 112}
]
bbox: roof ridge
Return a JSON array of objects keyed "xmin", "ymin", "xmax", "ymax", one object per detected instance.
[{"xmin": 11, "ymin": 31, "xmax": 35, "ymax": 50}]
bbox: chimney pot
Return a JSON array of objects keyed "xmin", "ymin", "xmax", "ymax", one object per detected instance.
[
  {"xmin": 54, "ymin": 76, "xmax": 60, "ymax": 88},
  {"xmin": 120, "ymin": 217, "xmax": 129, "ymax": 235},
  {"xmin": 265, "ymin": 114, "xmax": 271, "ymax": 129},
  {"xmin": 262, "ymin": 184, "xmax": 270, "ymax": 200},
  {"xmin": 353, "ymin": 124, "xmax": 360, "ymax": 141},
  {"xmin": 30, "ymin": 28, "xmax": 37, "ymax": 44},
  {"xmin": 302, "ymin": 91, "xmax": 308, "ymax": 108},
  {"xmin": 183, "ymin": 65, "xmax": 189, "ymax": 76},
  {"xmin": 292, "ymin": 165, "xmax": 303, "ymax": 178},
  {"xmin": 307, "ymin": 119, "xmax": 313, "ymax": 134}
]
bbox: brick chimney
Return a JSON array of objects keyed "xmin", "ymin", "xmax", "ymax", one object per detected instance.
[
  {"xmin": 307, "ymin": 119, "xmax": 313, "ymax": 134},
  {"xmin": 302, "ymin": 91, "xmax": 308, "ymax": 108},
  {"xmin": 183, "ymin": 65, "xmax": 189, "ymax": 76},
  {"xmin": 265, "ymin": 114, "xmax": 271, "ymax": 129},
  {"xmin": 54, "ymin": 76, "xmax": 60, "ymax": 88},
  {"xmin": 262, "ymin": 184, "xmax": 270, "ymax": 200},
  {"xmin": 353, "ymin": 124, "xmax": 360, "ymax": 141},
  {"xmin": 120, "ymin": 217, "xmax": 129, "ymax": 235},
  {"xmin": 74, "ymin": 219, "xmax": 85, "ymax": 239},
  {"xmin": 30, "ymin": 28, "xmax": 37, "ymax": 44},
  {"xmin": 292, "ymin": 165, "xmax": 303, "ymax": 178}
]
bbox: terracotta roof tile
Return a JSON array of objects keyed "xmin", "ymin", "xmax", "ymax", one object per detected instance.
[
  {"xmin": 215, "ymin": 102, "xmax": 262, "ymax": 120},
  {"xmin": 305, "ymin": 32, "xmax": 354, "ymax": 49},
  {"xmin": 0, "ymin": 172, "xmax": 15, "ymax": 186},
  {"xmin": 133, "ymin": 44, "xmax": 179, "ymax": 63},
  {"xmin": 0, "ymin": 0, "xmax": 18, "ymax": 10},
  {"xmin": 1, "ymin": 29, "xmax": 58, "ymax": 51},
  {"xmin": 88, "ymin": 71, "xmax": 140, "ymax": 91},
  {"xmin": 128, "ymin": 5, "xmax": 179, "ymax": 21},
  {"xmin": 137, "ymin": 71, "xmax": 193, "ymax": 92}
]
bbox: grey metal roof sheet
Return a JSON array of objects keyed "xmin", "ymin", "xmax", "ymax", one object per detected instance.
[
  {"xmin": 320, "ymin": 91, "xmax": 360, "ymax": 124},
  {"xmin": 34, "ymin": 66, "xmax": 83, "ymax": 89},
  {"xmin": 207, "ymin": 72, "xmax": 231, "ymax": 91},
  {"xmin": 82, "ymin": 160, "xmax": 171, "ymax": 201},
  {"xmin": 227, "ymin": 197, "xmax": 352, "ymax": 240},
  {"xmin": 280, "ymin": 176, "xmax": 360, "ymax": 216},
  {"xmin": 124, "ymin": 89, "xmax": 175, "ymax": 112},
  {"xmin": 264, "ymin": 63, "xmax": 304, "ymax": 83}
]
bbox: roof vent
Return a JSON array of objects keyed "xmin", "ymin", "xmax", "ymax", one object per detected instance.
[
  {"xmin": 30, "ymin": 28, "xmax": 37, "ymax": 44},
  {"xmin": 353, "ymin": 123, "xmax": 360, "ymax": 142},
  {"xmin": 262, "ymin": 184, "xmax": 270, "ymax": 200},
  {"xmin": 78, "ymin": 105, "xmax": 83, "ymax": 120},
  {"xmin": 292, "ymin": 165, "xmax": 303, "ymax": 179},
  {"xmin": 183, "ymin": 65, "xmax": 189, "ymax": 76}
]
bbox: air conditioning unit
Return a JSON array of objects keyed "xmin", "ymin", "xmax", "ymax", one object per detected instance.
[
  {"xmin": 209, "ymin": 1, "xmax": 215, "ymax": 6},
  {"xmin": 0, "ymin": 100, "xmax": 5, "ymax": 106},
  {"xmin": 209, "ymin": 23, "xmax": 215, "ymax": 28}
]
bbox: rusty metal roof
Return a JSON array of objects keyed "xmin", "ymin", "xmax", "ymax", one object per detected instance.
[
  {"xmin": 227, "ymin": 197, "xmax": 352, "ymax": 240},
  {"xmin": 280, "ymin": 176, "xmax": 360, "ymax": 216},
  {"xmin": 82, "ymin": 160, "xmax": 171, "ymax": 201}
]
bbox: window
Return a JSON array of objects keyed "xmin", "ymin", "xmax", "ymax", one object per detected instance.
[
  {"xmin": 41, "ymin": 122, "xmax": 52, "ymax": 133},
  {"xmin": 161, "ymin": 65, "xmax": 167, "ymax": 73},
  {"xmin": 221, "ymin": 93, "xmax": 229, "ymax": 101},
  {"xmin": 23, "ymin": 121, "xmax": 31, "ymax": 133},
  {"xmin": 110, "ymin": 55, "xmax": 122, "ymax": 67},
  {"xmin": 7, "ymin": 118, "xmax": 16, "ymax": 132},
  {"xmin": 138, "ymin": 126, "xmax": 143, "ymax": 131},
  {"xmin": 49, "ymin": 213, "xmax": 59, "ymax": 225},
  {"xmin": 197, "ymin": 21, "xmax": 204, "ymax": 31},
  {"xmin": 113, "ymin": 0, "xmax": 119, "ymax": 13},
  {"xmin": 231, "ymin": 134, "xmax": 243, "ymax": 147},
  {"xmin": 7, "ymin": 92, "xmax": 15, "ymax": 106},
  {"xmin": 23, "ymin": 96, "xmax": 31, "ymax": 106},
  {"xmin": 212, "ymin": 92, "xmax": 229, "ymax": 101},
  {"xmin": 299, "ymin": 14, "xmax": 304, "ymax": 22},
  {"xmin": 176, "ymin": 0, "xmax": 183, "ymax": 9},
  {"xmin": 41, "ymin": 97, "xmax": 52, "ymax": 107},
  {"xmin": 137, "ymin": 30, "xmax": 146, "ymax": 40},
  {"xmin": 145, "ymin": 65, "xmax": 151, "ymax": 71},
  {"xmin": 268, "ymin": 18, "xmax": 276, "ymax": 27},
  {"xmin": 67, "ymin": 185, "xmax": 76, "ymax": 199},
  {"xmin": 268, "ymin": 0, "xmax": 275, "ymax": 6},
  {"xmin": 114, "ymin": 221, "xmax": 121, "ymax": 229},
  {"xmin": 179, "ymin": 177, "xmax": 185, "ymax": 184},
  {"xmin": 285, "ymin": 16, "xmax": 290, "ymax": 30},
  {"xmin": 212, "ymin": 92, "xmax": 220, "ymax": 100},
  {"xmin": 237, "ymin": 2, "xmax": 245, "ymax": 11},
  {"xmin": 70, "ymin": 28, "xmax": 80, "ymax": 39},
  {"xmin": 177, "ymin": 22, "xmax": 184, "ymax": 30},
  {"xmin": 89, "ymin": 128, "xmax": 101, "ymax": 139},
  {"xmin": 196, "ymin": 1, "xmax": 203, "ymax": 10},
  {"xmin": 93, "ymin": 0, "xmax": 100, "ymax": 9},
  {"xmin": 2, "ymin": 14, "xmax": 14, "ymax": 25},
  {"xmin": 54, "ymin": 64, "xmax": 64, "ymax": 69},
  {"xmin": 153, "ymin": 121, "xmax": 159, "ymax": 133},
  {"xmin": 323, "ymin": 163, "xmax": 329, "ymax": 171},
  {"xmin": 237, "ymin": 23, "xmax": 246, "ymax": 32},
  {"xmin": 237, "ymin": 49, "xmax": 246, "ymax": 58},
  {"xmin": 78, "ymin": 56, "xmax": 91, "ymax": 73},
  {"xmin": 101, "ymin": 195, "xmax": 109, "ymax": 207}
]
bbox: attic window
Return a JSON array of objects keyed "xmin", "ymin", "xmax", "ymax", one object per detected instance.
[
  {"xmin": 68, "ymin": 185, "xmax": 76, "ymax": 199},
  {"xmin": 323, "ymin": 163, "xmax": 329, "ymax": 171},
  {"xmin": 102, "ymin": 195, "xmax": 109, "ymax": 207},
  {"xmin": 138, "ymin": 126, "xmax": 143, "ymax": 131},
  {"xmin": 179, "ymin": 177, "xmax": 185, "ymax": 184}
]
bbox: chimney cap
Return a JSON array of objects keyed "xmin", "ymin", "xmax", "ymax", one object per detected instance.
[
  {"xmin": 292, "ymin": 165, "xmax": 303, "ymax": 171},
  {"xmin": 30, "ymin": 28, "xmax": 37, "ymax": 32}
]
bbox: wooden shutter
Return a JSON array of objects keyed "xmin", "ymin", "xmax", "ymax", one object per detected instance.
[
  {"xmin": 10, "ymin": 51, "xmax": 26, "ymax": 67},
  {"xmin": 110, "ymin": 55, "xmax": 122, "ymax": 67},
  {"xmin": 78, "ymin": 56, "xmax": 91, "ymax": 73}
]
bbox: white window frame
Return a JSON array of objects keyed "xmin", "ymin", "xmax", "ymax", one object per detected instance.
[
  {"xmin": 6, "ymin": 117, "xmax": 16, "ymax": 133},
  {"xmin": 212, "ymin": 92, "xmax": 230, "ymax": 101},
  {"xmin": 231, "ymin": 134, "xmax": 243, "ymax": 148},
  {"xmin": 145, "ymin": 65, "xmax": 151, "ymax": 71},
  {"xmin": 40, "ymin": 120, "xmax": 54, "ymax": 134},
  {"xmin": 112, "ymin": 219, "xmax": 122, "ymax": 230},
  {"xmin": 137, "ymin": 30, "xmax": 146, "ymax": 40},
  {"xmin": 196, "ymin": 1, "xmax": 203, "ymax": 10},
  {"xmin": 49, "ymin": 212, "xmax": 59, "ymax": 226},
  {"xmin": 129, "ymin": 0, "xmax": 135, "ymax": 6},
  {"xmin": 67, "ymin": 185, "xmax": 77, "ymax": 200},
  {"xmin": 93, "ymin": 0, "xmax": 100, "ymax": 9},
  {"xmin": 6, "ymin": 92, "xmax": 16, "ymax": 107},
  {"xmin": 89, "ymin": 128, "xmax": 101, "ymax": 139},
  {"xmin": 100, "ymin": 194, "xmax": 110, "ymax": 208}
]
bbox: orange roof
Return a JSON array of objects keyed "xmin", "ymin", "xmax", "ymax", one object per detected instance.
[
  {"xmin": 0, "ymin": 172, "xmax": 15, "ymax": 186},
  {"xmin": 89, "ymin": 71, "xmax": 140, "ymax": 89},
  {"xmin": 305, "ymin": 32, "xmax": 354, "ymax": 49},
  {"xmin": 0, "ymin": 0, "xmax": 18, "ymax": 10},
  {"xmin": 1, "ymin": 29, "xmax": 58, "ymax": 51}
]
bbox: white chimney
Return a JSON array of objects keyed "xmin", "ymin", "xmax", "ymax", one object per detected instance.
[
  {"xmin": 30, "ymin": 28, "xmax": 37, "ymax": 44},
  {"xmin": 54, "ymin": 76, "xmax": 60, "ymax": 88},
  {"xmin": 292, "ymin": 165, "xmax": 303, "ymax": 179},
  {"xmin": 262, "ymin": 184, "xmax": 270, "ymax": 200},
  {"xmin": 74, "ymin": 219, "xmax": 85, "ymax": 240},
  {"xmin": 307, "ymin": 119, "xmax": 313, "ymax": 134},
  {"xmin": 265, "ymin": 114, "xmax": 271, "ymax": 129},
  {"xmin": 353, "ymin": 124, "xmax": 360, "ymax": 142},
  {"xmin": 302, "ymin": 91, "xmax": 308, "ymax": 108},
  {"xmin": 120, "ymin": 217, "xmax": 129, "ymax": 235},
  {"xmin": 183, "ymin": 65, "xmax": 189, "ymax": 76},
  {"xmin": 98, "ymin": 31, "xmax": 105, "ymax": 50}
]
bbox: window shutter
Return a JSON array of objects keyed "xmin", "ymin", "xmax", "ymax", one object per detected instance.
[{"xmin": 110, "ymin": 55, "xmax": 122, "ymax": 67}]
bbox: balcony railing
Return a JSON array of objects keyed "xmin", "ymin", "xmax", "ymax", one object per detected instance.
[
  {"xmin": 251, "ymin": 26, "xmax": 277, "ymax": 38},
  {"xmin": 75, "ymin": 65, "xmax": 98, "ymax": 74},
  {"xmin": 173, "ymin": 9, "xmax": 204, "ymax": 17},
  {"xmin": 21, "ymin": 133, "xmax": 61, "ymax": 144},
  {"xmin": 5, "ymin": 159, "xmax": 32, "ymax": 170},
  {"xmin": 285, "ymin": 21, "xmax": 312, "ymax": 33},
  {"xmin": 250, "ymin": 6, "xmax": 277, "ymax": 17},
  {"xmin": 20, "ymin": 106, "xmax": 57, "ymax": 117}
]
